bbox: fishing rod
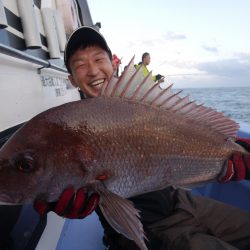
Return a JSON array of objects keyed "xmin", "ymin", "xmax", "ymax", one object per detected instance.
[{"xmin": 163, "ymin": 73, "xmax": 208, "ymax": 77}]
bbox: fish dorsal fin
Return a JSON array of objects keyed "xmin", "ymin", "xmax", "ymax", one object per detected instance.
[
  {"xmin": 101, "ymin": 56, "xmax": 137, "ymax": 97},
  {"xmin": 96, "ymin": 185, "xmax": 148, "ymax": 250},
  {"xmin": 100, "ymin": 58, "xmax": 239, "ymax": 138}
]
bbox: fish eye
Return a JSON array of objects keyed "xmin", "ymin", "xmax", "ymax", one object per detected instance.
[{"xmin": 15, "ymin": 153, "xmax": 35, "ymax": 173}]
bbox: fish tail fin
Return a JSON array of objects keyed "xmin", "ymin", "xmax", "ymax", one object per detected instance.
[{"xmin": 96, "ymin": 186, "xmax": 148, "ymax": 250}]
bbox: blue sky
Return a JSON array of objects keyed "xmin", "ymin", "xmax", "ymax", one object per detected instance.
[{"xmin": 87, "ymin": 0, "xmax": 250, "ymax": 88}]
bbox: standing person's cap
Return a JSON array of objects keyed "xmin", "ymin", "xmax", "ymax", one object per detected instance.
[{"xmin": 64, "ymin": 26, "xmax": 112, "ymax": 72}]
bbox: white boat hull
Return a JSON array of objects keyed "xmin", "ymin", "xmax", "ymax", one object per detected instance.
[{"xmin": 0, "ymin": 52, "xmax": 80, "ymax": 131}]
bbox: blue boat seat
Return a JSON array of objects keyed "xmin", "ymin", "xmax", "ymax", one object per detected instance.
[
  {"xmin": 56, "ymin": 212, "xmax": 104, "ymax": 250},
  {"xmin": 192, "ymin": 123, "xmax": 250, "ymax": 210}
]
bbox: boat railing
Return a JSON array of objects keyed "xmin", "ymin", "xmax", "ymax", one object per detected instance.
[{"xmin": 0, "ymin": 43, "xmax": 67, "ymax": 73}]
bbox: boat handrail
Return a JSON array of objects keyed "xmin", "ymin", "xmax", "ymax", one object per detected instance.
[
  {"xmin": 17, "ymin": 0, "xmax": 42, "ymax": 48},
  {"xmin": 0, "ymin": 43, "xmax": 67, "ymax": 73},
  {"xmin": 0, "ymin": 0, "xmax": 7, "ymax": 28}
]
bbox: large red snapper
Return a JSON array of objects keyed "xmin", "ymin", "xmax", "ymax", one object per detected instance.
[{"xmin": 0, "ymin": 58, "xmax": 247, "ymax": 250}]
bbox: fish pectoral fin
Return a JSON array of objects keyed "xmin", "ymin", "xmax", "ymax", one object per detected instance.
[{"xmin": 96, "ymin": 186, "xmax": 148, "ymax": 250}]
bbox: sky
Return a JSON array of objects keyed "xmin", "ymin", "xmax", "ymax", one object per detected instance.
[{"xmin": 87, "ymin": 0, "xmax": 250, "ymax": 88}]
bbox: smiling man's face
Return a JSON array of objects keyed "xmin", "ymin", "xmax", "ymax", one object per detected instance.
[{"xmin": 68, "ymin": 45, "xmax": 114, "ymax": 97}]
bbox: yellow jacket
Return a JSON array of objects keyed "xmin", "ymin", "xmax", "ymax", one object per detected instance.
[{"xmin": 135, "ymin": 63, "xmax": 157, "ymax": 82}]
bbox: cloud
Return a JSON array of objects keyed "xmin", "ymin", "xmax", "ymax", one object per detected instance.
[
  {"xmin": 234, "ymin": 52, "xmax": 250, "ymax": 61},
  {"xmin": 122, "ymin": 30, "xmax": 187, "ymax": 53},
  {"xmin": 160, "ymin": 59, "xmax": 195, "ymax": 69},
  {"xmin": 196, "ymin": 58, "xmax": 250, "ymax": 78},
  {"xmin": 125, "ymin": 38, "xmax": 159, "ymax": 49},
  {"xmin": 139, "ymin": 39, "xmax": 157, "ymax": 47},
  {"xmin": 164, "ymin": 31, "xmax": 187, "ymax": 40},
  {"xmin": 159, "ymin": 55, "xmax": 250, "ymax": 88},
  {"xmin": 202, "ymin": 45, "xmax": 219, "ymax": 54}
]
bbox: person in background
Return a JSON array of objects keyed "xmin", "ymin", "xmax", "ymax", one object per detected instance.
[
  {"xmin": 112, "ymin": 54, "xmax": 121, "ymax": 76},
  {"xmin": 34, "ymin": 26, "xmax": 250, "ymax": 250},
  {"xmin": 135, "ymin": 52, "xmax": 165, "ymax": 83}
]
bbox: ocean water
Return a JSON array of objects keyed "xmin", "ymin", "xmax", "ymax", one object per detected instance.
[{"xmin": 174, "ymin": 87, "xmax": 250, "ymax": 124}]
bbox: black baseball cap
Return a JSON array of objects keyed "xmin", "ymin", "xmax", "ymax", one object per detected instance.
[{"xmin": 64, "ymin": 26, "xmax": 112, "ymax": 72}]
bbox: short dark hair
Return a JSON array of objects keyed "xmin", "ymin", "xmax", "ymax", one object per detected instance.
[
  {"xmin": 64, "ymin": 26, "xmax": 112, "ymax": 73},
  {"xmin": 142, "ymin": 52, "xmax": 150, "ymax": 62}
]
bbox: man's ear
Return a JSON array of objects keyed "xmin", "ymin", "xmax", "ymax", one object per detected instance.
[{"xmin": 68, "ymin": 75, "xmax": 78, "ymax": 88}]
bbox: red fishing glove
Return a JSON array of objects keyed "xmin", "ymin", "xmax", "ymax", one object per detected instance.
[
  {"xmin": 220, "ymin": 138, "xmax": 250, "ymax": 182},
  {"xmin": 34, "ymin": 187, "xmax": 100, "ymax": 219}
]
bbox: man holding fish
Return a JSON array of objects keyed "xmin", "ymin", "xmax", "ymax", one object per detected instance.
[
  {"xmin": 32, "ymin": 26, "xmax": 250, "ymax": 249},
  {"xmin": 0, "ymin": 26, "xmax": 250, "ymax": 249}
]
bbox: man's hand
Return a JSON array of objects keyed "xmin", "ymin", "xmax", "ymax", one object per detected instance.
[
  {"xmin": 220, "ymin": 138, "xmax": 250, "ymax": 182},
  {"xmin": 155, "ymin": 74, "xmax": 163, "ymax": 81},
  {"xmin": 34, "ymin": 187, "xmax": 100, "ymax": 219},
  {"xmin": 155, "ymin": 74, "xmax": 165, "ymax": 84}
]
